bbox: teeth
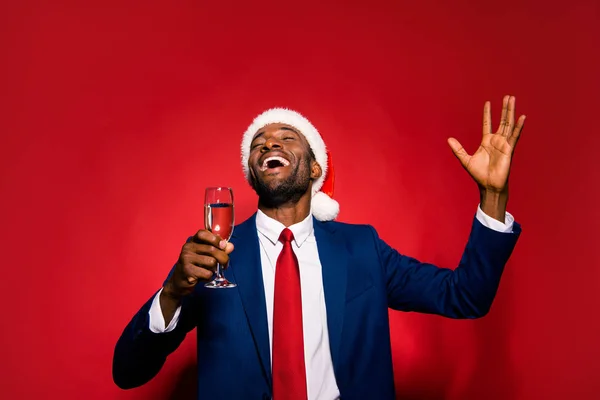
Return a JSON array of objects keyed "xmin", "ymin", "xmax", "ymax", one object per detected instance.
[{"xmin": 260, "ymin": 156, "xmax": 290, "ymax": 171}]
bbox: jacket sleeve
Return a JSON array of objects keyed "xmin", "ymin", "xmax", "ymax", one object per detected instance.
[
  {"xmin": 112, "ymin": 267, "xmax": 199, "ymax": 389},
  {"xmin": 374, "ymin": 217, "xmax": 521, "ymax": 318}
]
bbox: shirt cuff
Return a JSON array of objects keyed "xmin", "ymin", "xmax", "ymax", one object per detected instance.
[
  {"xmin": 476, "ymin": 204, "xmax": 514, "ymax": 233},
  {"xmin": 148, "ymin": 287, "xmax": 182, "ymax": 333}
]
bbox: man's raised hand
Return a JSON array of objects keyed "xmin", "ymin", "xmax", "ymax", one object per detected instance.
[{"xmin": 448, "ymin": 95, "xmax": 526, "ymax": 194}]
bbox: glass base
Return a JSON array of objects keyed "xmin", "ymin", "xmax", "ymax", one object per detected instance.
[{"xmin": 205, "ymin": 277, "xmax": 237, "ymax": 289}]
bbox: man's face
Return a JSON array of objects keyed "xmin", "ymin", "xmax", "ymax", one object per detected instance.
[{"xmin": 248, "ymin": 123, "xmax": 321, "ymax": 207}]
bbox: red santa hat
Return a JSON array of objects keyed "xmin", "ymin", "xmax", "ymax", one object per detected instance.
[{"xmin": 241, "ymin": 108, "xmax": 339, "ymax": 221}]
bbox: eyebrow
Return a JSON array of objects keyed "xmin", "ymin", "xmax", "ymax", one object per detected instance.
[
  {"xmin": 279, "ymin": 126, "xmax": 299, "ymax": 134},
  {"xmin": 251, "ymin": 126, "xmax": 300, "ymax": 142}
]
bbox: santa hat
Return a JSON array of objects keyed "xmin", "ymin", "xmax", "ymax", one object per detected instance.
[{"xmin": 241, "ymin": 108, "xmax": 339, "ymax": 221}]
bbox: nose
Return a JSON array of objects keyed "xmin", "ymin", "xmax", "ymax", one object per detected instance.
[{"xmin": 261, "ymin": 137, "xmax": 282, "ymax": 152}]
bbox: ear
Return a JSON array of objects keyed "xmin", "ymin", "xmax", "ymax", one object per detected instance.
[{"xmin": 310, "ymin": 160, "xmax": 322, "ymax": 180}]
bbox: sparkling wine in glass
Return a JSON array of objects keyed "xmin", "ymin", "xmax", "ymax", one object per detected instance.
[{"xmin": 204, "ymin": 187, "xmax": 236, "ymax": 289}]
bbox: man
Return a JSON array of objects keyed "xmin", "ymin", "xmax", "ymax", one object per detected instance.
[{"xmin": 113, "ymin": 96, "xmax": 525, "ymax": 399}]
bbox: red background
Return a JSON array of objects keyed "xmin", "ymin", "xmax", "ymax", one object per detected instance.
[{"xmin": 1, "ymin": 0, "xmax": 599, "ymax": 399}]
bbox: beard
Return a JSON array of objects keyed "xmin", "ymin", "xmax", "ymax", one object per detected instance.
[{"xmin": 250, "ymin": 158, "xmax": 312, "ymax": 208}]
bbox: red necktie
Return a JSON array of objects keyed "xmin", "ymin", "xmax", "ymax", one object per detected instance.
[{"xmin": 272, "ymin": 228, "xmax": 307, "ymax": 400}]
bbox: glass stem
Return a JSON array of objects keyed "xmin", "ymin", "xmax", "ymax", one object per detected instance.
[{"xmin": 215, "ymin": 263, "xmax": 224, "ymax": 280}]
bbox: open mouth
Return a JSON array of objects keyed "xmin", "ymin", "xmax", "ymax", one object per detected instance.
[{"xmin": 259, "ymin": 156, "xmax": 290, "ymax": 171}]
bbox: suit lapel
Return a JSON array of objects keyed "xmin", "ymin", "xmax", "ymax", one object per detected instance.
[
  {"xmin": 229, "ymin": 214, "xmax": 272, "ymax": 386},
  {"xmin": 314, "ymin": 219, "xmax": 348, "ymax": 373}
]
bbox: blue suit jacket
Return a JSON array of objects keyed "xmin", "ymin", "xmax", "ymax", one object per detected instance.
[{"xmin": 113, "ymin": 214, "xmax": 521, "ymax": 399}]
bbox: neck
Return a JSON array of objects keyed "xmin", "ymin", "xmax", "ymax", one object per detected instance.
[{"xmin": 258, "ymin": 192, "xmax": 312, "ymax": 227}]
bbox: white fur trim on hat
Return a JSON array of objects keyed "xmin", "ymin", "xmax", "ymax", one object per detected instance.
[
  {"xmin": 311, "ymin": 191, "xmax": 340, "ymax": 221},
  {"xmin": 241, "ymin": 108, "xmax": 339, "ymax": 221}
]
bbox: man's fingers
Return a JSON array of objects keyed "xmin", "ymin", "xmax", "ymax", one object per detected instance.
[
  {"xmin": 180, "ymin": 250, "xmax": 218, "ymax": 271},
  {"xmin": 184, "ymin": 264, "xmax": 214, "ymax": 284},
  {"xmin": 506, "ymin": 96, "xmax": 516, "ymax": 135},
  {"xmin": 191, "ymin": 254, "xmax": 220, "ymax": 271},
  {"xmin": 183, "ymin": 242, "xmax": 230, "ymax": 265},
  {"xmin": 447, "ymin": 138, "xmax": 471, "ymax": 168},
  {"xmin": 497, "ymin": 95, "xmax": 509, "ymax": 134},
  {"xmin": 483, "ymin": 101, "xmax": 492, "ymax": 136},
  {"xmin": 508, "ymin": 115, "xmax": 526, "ymax": 148},
  {"xmin": 179, "ymin": 231, "xmax": 235, "ymax": 283},
  {"xmin": 192, "ymin": 230, "xmax": 227, "ymax": 250}
]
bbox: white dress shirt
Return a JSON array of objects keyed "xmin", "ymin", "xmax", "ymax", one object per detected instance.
[{"xmin": 149, "ymin": 206, "xmax": 514, "ymax": 399}]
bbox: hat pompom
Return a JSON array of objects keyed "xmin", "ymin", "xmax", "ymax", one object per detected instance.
[{"xmin": 311, "ymin": 191, "xmax": 339, "ymax": 221}]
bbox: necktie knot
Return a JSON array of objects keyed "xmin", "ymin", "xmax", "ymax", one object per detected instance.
[{"xmin": 279, "ymin": 228, "xmax": 294, "ymax": 244}]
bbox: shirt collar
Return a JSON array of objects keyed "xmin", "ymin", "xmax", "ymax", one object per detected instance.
[{"xmin": 255, "ymin": 209, "xmax": 313, "ymax": 248}]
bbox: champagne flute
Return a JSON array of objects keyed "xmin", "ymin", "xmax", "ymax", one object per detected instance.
[{"xmin": 204, "ymin": 187, "xmax": 236, "ymax": 288}]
